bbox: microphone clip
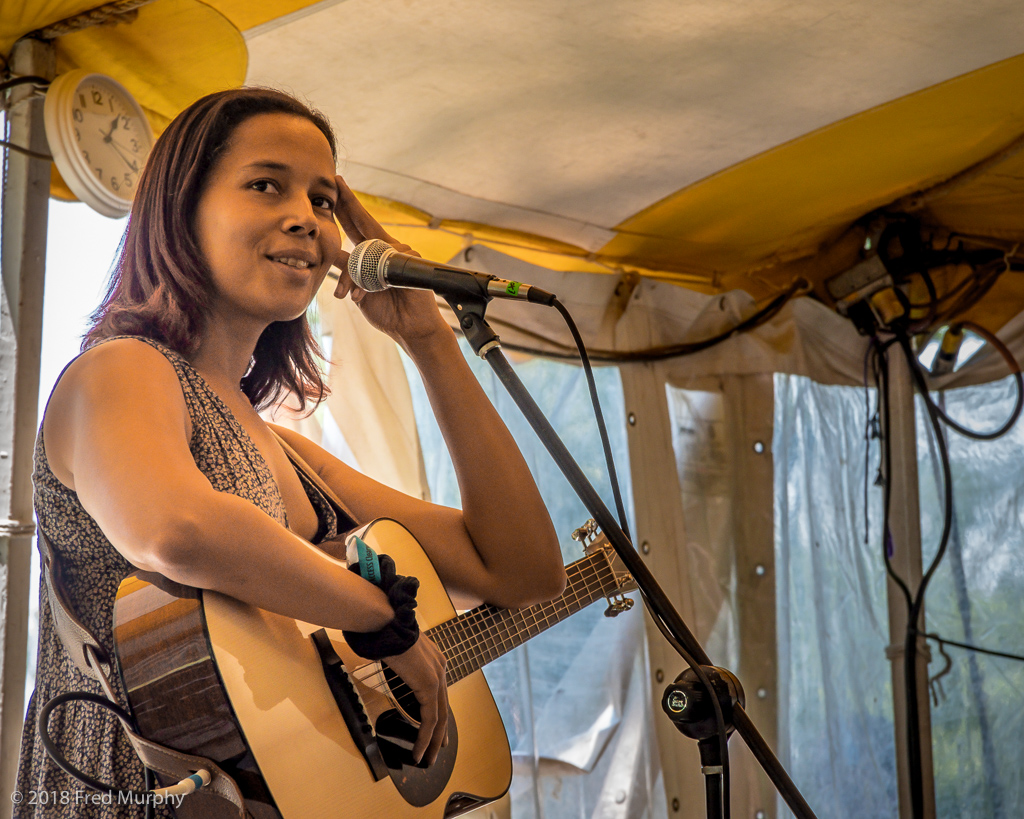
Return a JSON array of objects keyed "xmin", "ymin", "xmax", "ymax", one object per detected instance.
[{"xmin": 444, "ymin": 294, "xmax": 501, "ymax": 357}]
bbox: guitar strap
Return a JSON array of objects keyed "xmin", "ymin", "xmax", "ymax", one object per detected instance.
[
  {"xmin": 36, "ymin": 529, "xmax": 247, "ymax": 817},
  {"xmin": 271, "ymin": 430, "xmax": 360, "ymax": 532}
]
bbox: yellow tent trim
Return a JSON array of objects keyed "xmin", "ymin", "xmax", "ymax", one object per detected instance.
[
  {"xmin": 352, "ymin": 191, "xmax": 715, "ymax": 288},
  {"xmin": 355, "ymin": 53, "xmax": 1024, "ymax": 301},
  {"xmin": 601, "ymin": 52, "xmax": 1024, "ymax": 282},
  {"xmin": 2, "ymin": 0, "xmax": 320, "ymax": 205},
  {"xmin": 209, "ymin": 0, "xmax": 324, "ymax": 35},
  {"xmin": 0, "ymin": 0, "xmax": 322, "ymax": 57},
  {"xmin": 0, "ymin": 1, "xmax": 99, "ymax": 56},
  {"xmin": 52, "ymin": 0, "xmax": 246, "ymax": 128},
  {"xmin": 15, "ymin": 2, "xmax": 1021, "ymax": 311}
]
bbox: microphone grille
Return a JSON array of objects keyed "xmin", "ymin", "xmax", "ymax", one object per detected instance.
[{"xmin": 347, "ymin": 239, "xmax": 392, "ymax": 292}]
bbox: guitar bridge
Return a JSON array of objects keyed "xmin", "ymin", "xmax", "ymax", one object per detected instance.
[
  {"xmin": 572, "ymin": 519, "xmax": 637, "ymax": 617},
  {"xmin": 310, "ymin": 629, "xmax": 389, "ymax": 781}
]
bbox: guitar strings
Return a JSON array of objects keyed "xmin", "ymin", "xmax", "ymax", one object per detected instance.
[
  {"xmin": 442, "ymin": 557, "xmax": 613, "ymax": 679},
  {"xmin": 359, "ymin": 556, "xmax": 619, "ymax": 702},
  {"xmin": 429, "ymin": 557, "xmax": 609, "ymax": 684},
  {"xmin": 360, "ymin": 558, "xmax": 612, "ymax": 700}
]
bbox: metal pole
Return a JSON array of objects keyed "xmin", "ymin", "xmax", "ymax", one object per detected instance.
[
  {"xmin": 884, "ymin": 348, "xmax": 936, "ymax": 819},
  {"xmin": 0, "ymin": 36, "xmax": 55, "ymax": 818}
]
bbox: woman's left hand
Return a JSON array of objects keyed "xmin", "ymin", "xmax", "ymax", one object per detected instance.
[{"xmin": 332, "ymin": 175, "xmax": 450, "ymax": 350}]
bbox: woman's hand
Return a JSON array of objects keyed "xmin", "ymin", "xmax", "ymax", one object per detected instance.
[
  {"xmin": 332, "ymin": 175, "xmax": 450, "ymax": 351},
  {"xmin": 382, "ymin": 633, "xmax": 449, "ymax": 765}
]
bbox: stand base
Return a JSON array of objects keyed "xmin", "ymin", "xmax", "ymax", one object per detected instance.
[{"xmin": 662, "ymin": 667, "xmax": 744, "ymax": 819}]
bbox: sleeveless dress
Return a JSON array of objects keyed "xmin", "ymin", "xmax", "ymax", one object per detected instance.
[{"xmin": 15, "ymin": 337, "xmax": 353, "ymax": 818}]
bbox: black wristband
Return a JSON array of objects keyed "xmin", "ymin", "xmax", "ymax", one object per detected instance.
[{"xmin": 343, "ymin": 554, "xmax": 421, "ymax": 660}]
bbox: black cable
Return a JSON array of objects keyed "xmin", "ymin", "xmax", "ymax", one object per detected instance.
[
  {"xmin": 480, "ymin": 345, "xmax": 739, "ymax": 818},
  {"xmin": 915, "ymin": 630, "xmax": 1024, "ymax": 664},
  {"xmin": 0, "ymin": 75, "xmax": 50, "ymax": 94},
  {"xmin": 871, "ymin": 332, "xmax": 941, "ymax": 819},
  {"xmin": 38, "ymin": 692, "xmax": 160, "ymax": 802},
  {"xmin": 875, "ymin": 320, "xmax": 1018, "ymax": 819},
  {"xmin": 923, "ymin": 321, "xmax": 1023, "ymax": 441},
  {"xmin": 327, "ymin": 267, "xmax": 636, "ymax": 543},
  {"xmin": 538, "ymin": 297, "xmax": 732, "ymax": 814},
  {"xmin": 0, "ymin": 138, "xmax": 52, "ymax": 161},
  {"xmin": 910, "ymin": 270, "xmax": 938, "ymax": 331},
  {"xmin": 551, "ymin": 298, "xmax": 631, "ymax": 541},
  {"xmin": 862, "ymin": 345, "xmax": 873, "ymax": 544},
  {"xmin": 505, "ymin": 279, "xmax": 807, "ymax": 363},
  {"xmin": 327, "ymin": 265, "xmax": 805, "ymax": 364},
  {"xmin": 867, "ymin": 305, "xmax": 1022, "ymax": 819},
  {"xmin": 875, "ymin": 339, "xmax": 914, "ymax": 608}
]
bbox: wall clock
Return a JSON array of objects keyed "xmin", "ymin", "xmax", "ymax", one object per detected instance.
[{"xmin": 44, "ymin": 69, "xmax": 154, "ymax": 218}]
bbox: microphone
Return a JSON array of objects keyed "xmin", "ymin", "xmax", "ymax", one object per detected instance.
[{"xmin": 346, "ymin": 239, "xmax": 556, "ymax": 306}]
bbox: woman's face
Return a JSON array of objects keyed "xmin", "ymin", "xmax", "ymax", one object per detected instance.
[{"xmin": 194, "ymin": 112, "xmax": 341, "ymax": 331}]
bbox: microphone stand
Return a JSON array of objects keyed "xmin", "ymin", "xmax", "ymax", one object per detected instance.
[{"xmin": 445, "ymin": 294, "xmax": 818, "ymax": 819}]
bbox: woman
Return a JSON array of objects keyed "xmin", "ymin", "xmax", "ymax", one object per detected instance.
[{"xmin": 16, "ymin": 87, "xmax": 564, "ymax": 817}]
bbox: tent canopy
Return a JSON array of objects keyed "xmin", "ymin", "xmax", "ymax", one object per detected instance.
[
  {"xmin": 5, "ymin": 6, "xmax": 1024, "ymax": 818},
  {"xmin": 5, "ymin": 0, "xmax": 1024, "ymax": 326}
]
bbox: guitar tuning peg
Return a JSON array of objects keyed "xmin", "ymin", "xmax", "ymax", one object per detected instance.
[
  {"xmin": 571, "ymin": 519, "xmax": 599, "ymax": 543},
  {"xmin": 604, "ymin": 593, "xmax": 635, "ymax": 617}
]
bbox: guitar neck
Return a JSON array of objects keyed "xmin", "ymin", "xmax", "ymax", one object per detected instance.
[{"xmin": 427, "ymin": 550, "xmax": 620, "ymax": 685}]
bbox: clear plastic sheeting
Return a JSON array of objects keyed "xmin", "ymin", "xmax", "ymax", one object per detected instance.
[
  {"xmin": 773, "ymin": 374, "xmax": 898, "ymax": 819},
  {"xmin": 404, "ymin": 342, "xmax": 664, "ymax": 819},
  {"xmin": 917, "ymin": 376, "xmax": 1024, "ymax": 818},
  {"xmin": 774, "ymin": 371, "xmax": 1024, "ymax": 818}
]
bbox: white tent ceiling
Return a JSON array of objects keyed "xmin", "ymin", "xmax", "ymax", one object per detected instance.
[{"xmin": 245, "ymin": 0, "xmax": 1024, "ymax": 252}]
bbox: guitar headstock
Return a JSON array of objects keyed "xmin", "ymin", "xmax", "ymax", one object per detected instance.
[{"xmin": 571, "ymin": 519, "xmax": 638, "ymax": 616}]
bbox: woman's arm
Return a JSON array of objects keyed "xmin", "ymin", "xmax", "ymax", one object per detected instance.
[
  {"xmin": 45, "ymin": 338, "xmax": 395, "ymax": 632},
  {"xmin": 47, "ymin": 338, "xmax": 450, "ymax": 765},
  {"xmin": 273, "ymin": 321, "xmax": 567, "ymax": 611},
  {"xmin": 325, "ymin": 175, "xmax": 565, "ymax": 609}
]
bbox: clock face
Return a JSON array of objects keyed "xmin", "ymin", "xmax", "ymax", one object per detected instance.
[
  {"xmin": 45, "ymin": 70, "xmax": 155, "ymax": 218},
  {"xmin": 70, "ymin": 76, "xmax": 152, "ymax": 202}
]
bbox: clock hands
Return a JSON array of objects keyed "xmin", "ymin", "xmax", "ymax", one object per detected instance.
[
  {"xmin": 100, "ymin": 115, "xmax": 120, "ymax": 143},
  {"xmin": 96, "ymin": 116, "xmax": 140, "ymax": 173},
  {"xmin": 107, "ymin": 138, "xmax": 140, "ymax": 173}
]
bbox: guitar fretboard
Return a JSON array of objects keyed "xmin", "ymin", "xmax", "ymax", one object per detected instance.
[{"xmin": 426, "ymin": 550, "xmax": 620, "ymax": 684}]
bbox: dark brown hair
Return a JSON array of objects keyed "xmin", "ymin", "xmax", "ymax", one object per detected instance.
[{"xmin": 85, "ymin": 87, "xmax": 338, "ymax": 412}]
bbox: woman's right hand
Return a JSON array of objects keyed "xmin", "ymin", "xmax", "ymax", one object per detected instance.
[{"xmin": 383, "ymin": 633, "xmax": 449, "ymax": 765}]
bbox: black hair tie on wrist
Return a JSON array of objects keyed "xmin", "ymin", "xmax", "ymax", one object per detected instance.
[{"xmin": 343, "ymin": 552, "xmax": 421, "ymax": 660}]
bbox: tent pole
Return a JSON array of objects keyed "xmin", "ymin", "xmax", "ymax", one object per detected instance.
[
  {"xmin": 0, "ymin": 36, "xmax": 55, "ymax": 819},
  {"xmin": 884, "ymin": 349, "xmax": 936, "ymax": 819}
]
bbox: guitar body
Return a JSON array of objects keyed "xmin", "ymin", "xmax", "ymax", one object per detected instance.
[{"xmin": 113, "ymin": 519, "xmax": 512, "ymax": 819}]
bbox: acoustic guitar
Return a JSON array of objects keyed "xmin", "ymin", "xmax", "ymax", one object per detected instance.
[{"xmin": 112, "ymin": 518, "xmax": 637, "ymax": 818}]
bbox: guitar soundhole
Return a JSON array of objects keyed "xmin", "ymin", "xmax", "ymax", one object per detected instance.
[
  {"xmin": 373, "ymin": 708, "xmax": 459, "ymax": 807},
  {"xmin": 376, "ymin": 663, "xmax": 460, "ymax": 807}
]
